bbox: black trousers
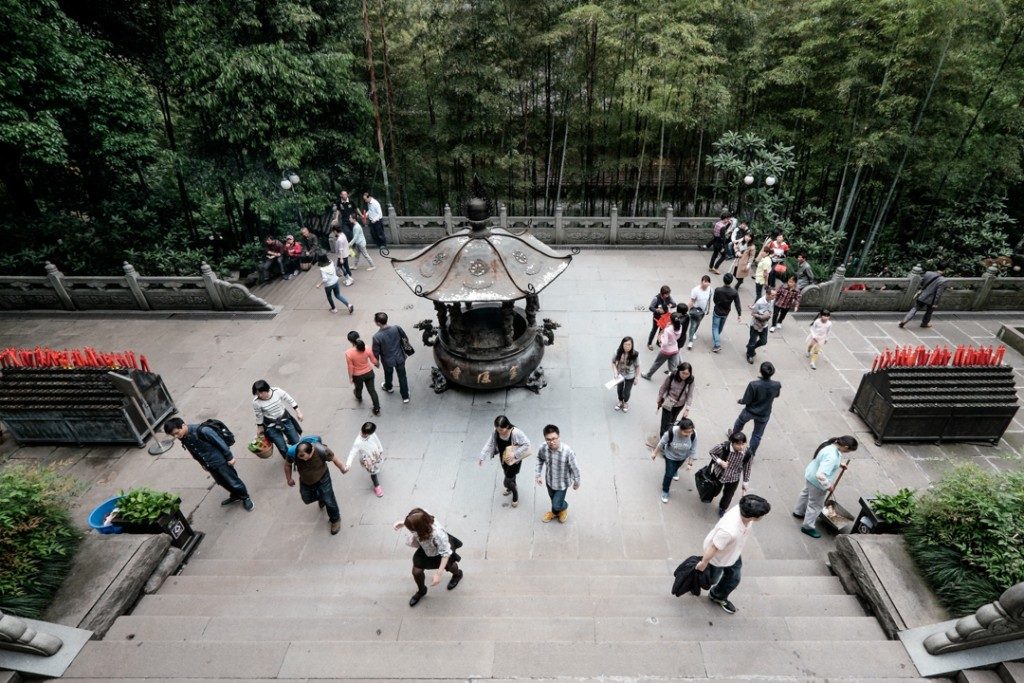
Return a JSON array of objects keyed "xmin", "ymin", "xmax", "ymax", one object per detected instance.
[
  {"xmin": 772, "ymin": 307, "xmax": 791, "ymax": 326},
  {"xmin": 501, "ymin": 460, "xmax": 522, "ymax": 502},
  {"xmin": 718, "ymin": 480, "xmax": 740, "ymax": 512}
]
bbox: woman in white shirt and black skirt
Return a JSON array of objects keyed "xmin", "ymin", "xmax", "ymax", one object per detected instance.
[{"xmin": 393, "ymin": 508, "xmax": 464, "ymax": 606}]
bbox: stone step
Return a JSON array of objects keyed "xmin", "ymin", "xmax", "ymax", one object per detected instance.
[
  {"xmin": 157, "ymin": 572, "xmax": 847, "ymax": 597},
  {"xmin": 999, "ymin": 662, "xmax": 1024, "ymax": 683},
  {"xmin": 105, "ymin": 613, "xmax": 886, "ymax": 643},
  {"xmin": 63, "ymin": 640, "xmax": 920, "ymax": 679},
  {"xmin": 131, "ymin": 591, "xmax": 867, "ymax": 618},
  {"xmin": 180, "ymin": 556, "xmax": 833, "ymax": 577},
  {"xmin": 960, "ymin": 670, "xmax": 1004, "ymax": 683}
]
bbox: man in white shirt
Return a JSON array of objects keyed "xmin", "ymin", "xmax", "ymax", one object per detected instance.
[
  {"xmin": 686, "ymin": 275, "xmax": 713, "ymax": 349},
  {"xmin": 362, "ymin": 191, "xmax": 387, "ymax": 248},
  {"xmin": 695, "ymin": 494, "xmax": 771, "ymax": 614}
]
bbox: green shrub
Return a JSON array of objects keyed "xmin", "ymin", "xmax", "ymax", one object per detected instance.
[
  {"xmin": 0, "ymin": 465, "xmax": 83, "ymax": 618},
  {"xmin": 871, "ymin": 487, "xmax": 917, "ymax": 525},
  {"xmin": 905, "ymin": 464, "xmax": 1024, "ymax": 616},
  {"xmin": 115, "ymin": 487, "xmax": 180, "ymax": 524}
]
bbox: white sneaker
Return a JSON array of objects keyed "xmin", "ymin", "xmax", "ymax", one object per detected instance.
[
  {"xmin": 613, "ymin": 402, "xmax": 622, "ymax": 411},
  {"xmin": 805, "ymin": 351, "xmax": 811, "ymax": 358},
  {"xmin": 673, "ymin": 475, "xmax": 680, "ymax": 481},
  {"xmin": 344, "ymin": 279, "xmax": 353, "ymax": 286},
  {"xmin": 687, "ymin": 341, "xmax": 694, "ymax": 349},
  {"xmin": 769, "ymin": 326, "xmax": 776, "ymax": 333},
  {"xmin": 661, "ymin": 492, "xmax": 669, "ymax": 504},
  {"xmin": 776, "ymin": 323, "xmax": 783, "ymax": 329},
  {"xmin": 810, "ymin": 362, "xmax": 817, "ymax": 370}
]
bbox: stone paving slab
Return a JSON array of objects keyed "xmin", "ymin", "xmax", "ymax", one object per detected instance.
[{"xmin": 0, "ymin": 248, "xmax": 1018, "ymax": 681}]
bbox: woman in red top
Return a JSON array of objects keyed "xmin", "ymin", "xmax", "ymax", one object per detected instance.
[{"xmin": 345, "ymin": 331, "xmax": 381, "ymax": 415}]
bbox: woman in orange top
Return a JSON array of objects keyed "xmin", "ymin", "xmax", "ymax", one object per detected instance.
[{"xmin": 346, "ymin": 331, "xmax": 381, "ymax": 415}]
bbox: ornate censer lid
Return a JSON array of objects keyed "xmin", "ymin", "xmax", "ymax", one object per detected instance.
[{"xmin": 389, "ymin": 198, "xmax": 573, "ymax": 303}]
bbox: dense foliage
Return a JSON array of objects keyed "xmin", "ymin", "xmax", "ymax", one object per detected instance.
[
  {"xmin": 115, "ymin": 487, "xmax": 180, "ymax": 524},
  {"xmin": 0, "ymin": 465, "xmax": 82, "ymax": 619},
  {"xmin": 905, "ymin": 465, "xmax": 1024, "ymax": 617},
  {"xmin": 2, "ymin": 0, "xmax": 1023, "ymax": 275}
]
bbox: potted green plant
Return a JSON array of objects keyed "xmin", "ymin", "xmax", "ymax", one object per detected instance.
[
  {"xmin": 112, "ymin": 487, "xmax": 197, "ymax": 550},
  {"xmin": 854, "ymin": 487, "xmax": 916, "ymax": 534}
]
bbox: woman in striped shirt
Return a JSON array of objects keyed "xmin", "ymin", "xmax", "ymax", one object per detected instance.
[{"xmin": 252, "ymin": 379, "xmax": 304, "ymax": 458}]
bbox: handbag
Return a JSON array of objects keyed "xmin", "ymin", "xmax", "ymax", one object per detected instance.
[
  {"xmin": 398, "ymin": 326, "xmax": 415, "ymax": 356},
  {"xmin": 694, "ymin": 462, "xmax": 723, "ymax": 503},
  {"xmin": 773, "ymin": 263, "xmax": 788, "ymax": 274},
  {"xmin": 501, "ymin": 444, "xmax": 532, "ymax": 465}
]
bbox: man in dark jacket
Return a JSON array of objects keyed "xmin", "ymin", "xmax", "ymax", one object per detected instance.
[
  {"xmin": 163, "ymin": 417, "xmax": 253, "ymax": 511},
  {"xmin": 729, "ymin": 361, "xmax": 781, "ymax": 456},
  {"xmin": 372, "ymin": 312, "xmax": 410, "ymax": 403},
  {"xmin": 899, "ymin": 263, "xmax": 948, "ymax": 329},
  {"xmin": 710, "ymin": 273, "xmax": 742, "ymax": 353}
]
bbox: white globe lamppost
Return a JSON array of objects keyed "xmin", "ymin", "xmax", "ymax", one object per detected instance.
[
  {"xmin": 744, "ymin": 174, "xmax": 755, "ymax": 186},
  {"xmin": 278, "ymin": 172, "xmax": 303, "ymax": 226}
]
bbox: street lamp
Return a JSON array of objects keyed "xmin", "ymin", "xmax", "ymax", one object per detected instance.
[{"xmin": 278, "ymin": 172, "xmax": 304, "ymax": 227}]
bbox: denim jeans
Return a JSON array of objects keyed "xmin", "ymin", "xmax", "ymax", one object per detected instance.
[
  {"xmin": 687, "ymin": 314, "xmax": 704, "ymax": 343},
  {"xmin": 208, "ymin": 461, "xmax": 249, "ymax": 500},
  {"xmin": 547, "ymin": 485, "xmax": 568, "ymax": 513},
  {"xmin": 323, "ymin": 282, "xmax": 350, "ymax": 310},
  {"xmin": 662, "ymin": 458, "xmax": 685, "ymax": 493},
  {"xmin": 383, "ymin": 362, "xmax": 409, "ymax": 400},
  {"xmin": 708, "ymin": 556, "xmax": 743, "ymax": 601},
  {"xmin": 300, "ymin": 471, "xmax": 340, "ymax": 523},
  {"xmin": 731, "ymin": 408, "xmax": 768, "ymax": 455},
  {"xmin": 711, "ymin": 313, "xmax": 727, "ymax": 348},
  {"xmin": 265, "ymin": 419, "xmax": 300, "ymax": 457}
]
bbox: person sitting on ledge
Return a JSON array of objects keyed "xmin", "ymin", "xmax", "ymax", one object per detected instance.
[{"xmin": 258, "ymin": 236, "xmax": 286, "ymax": 284}]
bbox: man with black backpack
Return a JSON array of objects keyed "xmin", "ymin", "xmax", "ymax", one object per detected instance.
[{"xmin": 163, "ymin": 416, "xmax": 254, "ymax": 511}]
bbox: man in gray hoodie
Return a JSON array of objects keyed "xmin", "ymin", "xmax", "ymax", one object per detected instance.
[{"xmin": 899, "ymin": 262, "xmax": 948, "ymax": 329}]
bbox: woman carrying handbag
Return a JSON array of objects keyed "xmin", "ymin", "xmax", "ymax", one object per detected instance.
[{"xmin": 478, "ymin": 415, "xmax": 531, "ymax": 508}]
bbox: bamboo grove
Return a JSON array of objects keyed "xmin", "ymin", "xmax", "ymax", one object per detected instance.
[{"xmin": 2, "ymin": 0, "xmax": 1023, "ymax": 276}]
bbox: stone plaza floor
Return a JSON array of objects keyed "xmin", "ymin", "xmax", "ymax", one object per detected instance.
[{"xmin": 1, "ymin": 247, "xmax": 1022, "ymax": 680}]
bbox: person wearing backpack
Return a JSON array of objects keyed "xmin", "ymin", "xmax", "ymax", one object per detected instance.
[
  {"xmin": 707, "ymin": 432, "xmax": 753, "ymax": 517},
  {"xmin": 285, "ymin": 436, "xmax": 350, "ymax": 535},
  {"xmin": 651, "ymin": 417, "xmax": 697, "ymax": 504},
  {"xmin": 163, "ymin": 416, "xmax": 253, "ymax": 511}
]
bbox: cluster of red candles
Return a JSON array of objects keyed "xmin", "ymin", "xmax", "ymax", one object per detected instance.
[
  {"xmin": 871, "ymin": 344, "xmax": 1006, "ymax": 372},
  {"xmin": 0, "ymin": 347, "xmax": 150, "ymax": 372}
]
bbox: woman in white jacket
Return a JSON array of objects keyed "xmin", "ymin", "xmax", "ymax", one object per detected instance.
[{"xmin": 478, "ymin": 415, "xmax": 531, "ymax": 508}]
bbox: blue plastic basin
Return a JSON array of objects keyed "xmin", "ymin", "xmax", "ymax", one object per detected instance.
[{"xmin": 88, "ymin": 496, "xmax": 123, "ymax": 534}]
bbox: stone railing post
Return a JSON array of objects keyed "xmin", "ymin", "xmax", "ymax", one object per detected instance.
[
  {"xmin": 121, "ymin": 262, "xmax": 150, "ymax": 311},
  {"xmin": 664, "ymin": 205, "xmax": 674, "ymax": 245},
  {"xmin": 443, "ymin": 204, "xmax": 453, "ymax": 236},
  {"xmin": 499, "ymin": 202, "xmax": 508, "ymax": 230},
  {"xmin": 387, "ymin": 203, "xmax": 400, "ymax": 245},
  {"xmin": 824, "ymin": 266, "xmax": 846, "ymax": 310},
  {"xmin": 554, "ymin": 203, "xmax": 564, "ymax": 245},
  {"xmin": 974, "ymin": 264, "xmax": 999, "ymax": 311},
  {"xmin": 200, "ymin": 263, "xmax": 226, "ymax": 311},
  {"xmin": 45, "ymin": 261, "xmax": 75, "ymax": 311},
  {"xmin": 610, "ymin": 204, "xmax": 619, "ymax": 245},
  {"xmin": 901, "ymin": 265, "xmax": 924, "ymax": 311},
  {"xmin": 923, "ymin": 581, "xmax": 1024, "ymax": 655}
]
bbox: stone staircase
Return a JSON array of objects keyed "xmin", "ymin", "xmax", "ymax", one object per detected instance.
[{"xmin": 61, "ymin": 556, "xmax": 938, "ymax": 680}]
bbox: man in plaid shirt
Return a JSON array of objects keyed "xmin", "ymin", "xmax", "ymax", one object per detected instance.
[{"xmin": 535, "ymin": 424, "xmax": 581, "ymax": 523}]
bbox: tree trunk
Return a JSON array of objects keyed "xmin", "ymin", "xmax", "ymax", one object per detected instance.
[
  {"xmin": 361, "ymin": 0, "xmax": 391, "ymax": 207},
  {"xmin": 857, "ymin": 30, "xmax": 953, "ymax": 274},
  {"xmin": 377, "ymin": 0, "xmax": 403, "ymax": 212}
]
